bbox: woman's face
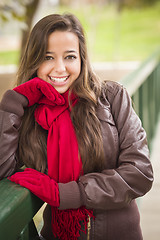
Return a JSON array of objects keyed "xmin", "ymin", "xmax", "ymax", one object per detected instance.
[{"xmin": 37, "ymin": 30, "xmax": 81, "ymax": 94}]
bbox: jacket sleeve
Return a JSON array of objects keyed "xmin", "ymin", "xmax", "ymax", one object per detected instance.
[
  {"xmin": 0, "ymin": 90, "xmax": 28, "ymax": 179},
  {"xmin": 58, "ymin": 82, "xmax": 153, "ymax": 210}
]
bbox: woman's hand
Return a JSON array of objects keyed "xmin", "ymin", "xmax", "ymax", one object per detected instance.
[
  {"xmin": 13, "ymin": 77, "xmax": 64, "ymax": 107},
  {"xmin": 9, "ymin": 168, "xmax": 60, "ymax": 207}
]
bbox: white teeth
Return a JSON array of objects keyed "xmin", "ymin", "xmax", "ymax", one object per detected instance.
[{"xmin": 50, "ymin": 76, "xmax": 68, "ymax": 82}]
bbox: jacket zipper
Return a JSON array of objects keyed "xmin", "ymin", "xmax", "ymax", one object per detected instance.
[{"xmin": 87, "ymin": 215, "xmax": 91, "ymax": 240}]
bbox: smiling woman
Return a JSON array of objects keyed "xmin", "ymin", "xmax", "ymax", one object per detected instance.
[
  {"xmin": 37, "ymin": 31, "xmax": 81, "ymax": 94},
  {"xmin": 0, "ymin": 13, "xmax": 153, "ymax": 240}
]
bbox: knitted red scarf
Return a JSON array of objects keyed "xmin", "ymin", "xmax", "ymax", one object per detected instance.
[{"xmin": 34, "ymin": 89, "xmax": 93, "ymax": 240}]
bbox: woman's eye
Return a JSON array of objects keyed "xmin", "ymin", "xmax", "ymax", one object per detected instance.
[
  {"xmin": 65, "ymin": 55, "xmax": 77, "ymax": 60},
  {"xmin": 44, "ymin": 56, "xmax": 54, "ymax": 60}
]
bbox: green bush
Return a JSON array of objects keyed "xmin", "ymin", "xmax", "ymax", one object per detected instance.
[{"xmin": 0, "ymin": 50, "xmax": 20, "ymax": 65}]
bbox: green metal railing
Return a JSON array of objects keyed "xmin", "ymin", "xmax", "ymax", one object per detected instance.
[
  {"xmin": 0, "ymin": 49, "xmax": 160, "ymax": 239},
  {"xmin": 0, "ymin": 178, "xmax": 43, "ymax": 239},
  {"xmin": 121, "ymin": 49, "xmax": 160, "ymax": 148}
]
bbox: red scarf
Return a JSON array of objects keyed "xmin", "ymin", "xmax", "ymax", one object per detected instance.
[{"xmin": 34, "ymin": 89, "xmax": 93, "ymax": 240}]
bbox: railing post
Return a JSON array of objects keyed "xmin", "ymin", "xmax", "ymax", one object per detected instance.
[
  {"xmin": 18, "ymin": 220, "xmax": 40, "ymax": 240},
  {"xmin": 0, "ymin": 178, "xmax": 43, "ymax": 240}
]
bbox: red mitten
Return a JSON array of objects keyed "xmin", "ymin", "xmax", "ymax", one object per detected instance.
[
  {"xmin": 8, "ymin": 168, "xmax": 60, "ymax": 207},
  {"xmin": 13, "ymin": 77, "xmax": 64, "ymax": 107}
]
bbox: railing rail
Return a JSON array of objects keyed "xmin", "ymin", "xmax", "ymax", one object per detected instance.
[
  {"xmin": 0, "ymin": 178, "xmax": 43, "ymax": 239},
  {"xmin": 121, "ymin": 48, "xmax": 160, "ymax": 147},
  {"xmin": 0, "ymin": 49, "xmax": 160, "ymax": 239}
]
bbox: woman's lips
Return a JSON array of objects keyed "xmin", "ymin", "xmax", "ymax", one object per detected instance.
[{"xmin": 49, "ymin": 76, "xmax": 69, "ymax": 86}]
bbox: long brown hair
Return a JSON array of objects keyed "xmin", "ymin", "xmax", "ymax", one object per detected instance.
[{"xmin": 17, "ymin": 13, "xmax": 104, "ymax": 174}]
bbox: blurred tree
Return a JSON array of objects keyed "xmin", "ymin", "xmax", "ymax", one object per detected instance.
[
  {"xmin": 20, "ymin": 0, "xmax": 40, "ymax": 59},
  {"xmin": 59, "ymin": 0, "xmax": 72, "ymax": 6},
  {"xmin": 114, "ymin": 0, "xmax": 124, "ymax": 12},
  {"xmin": 0, "ymin": 0, "xmax": 40, "ymax": 60},
  {"xmin": 0, "ymin": 0, "xmax": 25, "ymax": 23}
]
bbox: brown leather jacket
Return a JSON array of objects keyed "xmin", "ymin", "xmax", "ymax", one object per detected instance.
[{"xmin": 0, "ymin": 81, "xmax": 153, "ymax": 240}]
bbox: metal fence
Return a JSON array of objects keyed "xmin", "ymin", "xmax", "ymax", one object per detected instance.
[{"xmin": 121, "ymin": 49, "xmax": 160, "ymax": 148}]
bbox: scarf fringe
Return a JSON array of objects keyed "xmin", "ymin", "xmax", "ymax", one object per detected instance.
[{"xmin": 51, "ymin": 207, "xmax": 94, "ymax": 240}]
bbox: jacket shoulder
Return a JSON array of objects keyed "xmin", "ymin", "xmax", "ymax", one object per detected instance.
[
  {"xmin": 103, "ymin": 80, "xmax": 124, "ymax": 95},
  {"xmin": 100, "ymin": 80, "xmax": 126, "ymax": 106}
]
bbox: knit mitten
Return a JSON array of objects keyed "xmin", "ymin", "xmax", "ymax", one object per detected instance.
[
  {"xmin": 13, "ymin": 77, "xmax": 64, "ymax": 107},
  {"xmin": 9, "ymin": 168, "xmax": 60, "ymax": 207}
]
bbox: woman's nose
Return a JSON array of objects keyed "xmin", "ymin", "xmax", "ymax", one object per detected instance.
[{"xmin": 54, "ymin": 59, "xmax": 66, "ymax": 73}]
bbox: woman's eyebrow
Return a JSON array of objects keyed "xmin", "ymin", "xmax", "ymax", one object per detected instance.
[
  {"xmin": 46, "ymin": 50, "xmax": 78, "ymax": 54},
  {"xmin": 65, "ymin": 50, "xmax": 77, "ymax": 53},
  {"xmin": 46, "ymin": 51, "xmax": 54, "ymax": 54}
]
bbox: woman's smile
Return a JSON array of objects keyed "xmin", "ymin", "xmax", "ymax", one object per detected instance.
[{"xmin": 48, "ymin": 75, "xmax": 70, "ymax": 85}]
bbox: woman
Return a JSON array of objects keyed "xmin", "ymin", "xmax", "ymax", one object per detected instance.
[{"xmin": 0, "ymin": 13, "xmax": 153, "ymax": 240}]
